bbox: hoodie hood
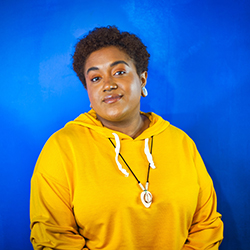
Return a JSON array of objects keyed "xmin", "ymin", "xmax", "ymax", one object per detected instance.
[
  {"xmin": 66, "ymin": 109, "xmax": 169, "ymax": 179},
  {"xmin": 66, "ymin": 109, "xmax": 170, "ymax": 141}
]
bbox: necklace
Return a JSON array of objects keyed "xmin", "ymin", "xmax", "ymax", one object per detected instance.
[{"xmin": 109, "ymin": 136, "xmax": 154, "ymax": 208}]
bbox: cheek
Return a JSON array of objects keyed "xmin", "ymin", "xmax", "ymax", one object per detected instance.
[
  {"xmin": 86, "ymin": 87, "xmax": 96, "ymax": 104},
  {"xmin": 129, "ymin": 80, "xmax": 142, "ymax": 98}
]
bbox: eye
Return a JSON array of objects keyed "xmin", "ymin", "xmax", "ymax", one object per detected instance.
[
  {"xmin": 114, "ymin": 70, "xmax": 126, "ymax": 76},
  {"xmin": 91, "ymin": 76, "xmax": 101, "ymax": 82}
]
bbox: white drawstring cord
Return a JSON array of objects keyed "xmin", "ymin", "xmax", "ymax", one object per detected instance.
[
  {"xmin": 112, "ymin": 133, "xmax": 156, "ymax": 176},
  {"xmin": 112, "ymin": 133, "xmax": 129, "ymax": 177},
  {"xmin": 144, "ymin": 138, "xmax": 156, "ymax": 169}
]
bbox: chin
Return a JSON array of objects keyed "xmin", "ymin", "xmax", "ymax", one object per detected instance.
[
  {"xmin": 104, "ymin": 113, "xmax": 125, "ymax": 122},
  {"xmin": 99, "ymin": 109, "xmax": 128, "ymax": 123}
]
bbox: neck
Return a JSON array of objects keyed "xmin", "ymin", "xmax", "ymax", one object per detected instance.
[{"xmin": 96, "ymin": 113, "xmax": 149, "ymax": 139}]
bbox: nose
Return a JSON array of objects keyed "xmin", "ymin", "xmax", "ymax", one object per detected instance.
[{"xmin": 103, "ymin": 77, "xmax": 118, "ymax": 92}]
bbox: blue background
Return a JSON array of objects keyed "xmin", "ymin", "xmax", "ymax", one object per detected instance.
[{"xmin": 0, "ymin": 0, "xmax": 249, "ymax": 249}]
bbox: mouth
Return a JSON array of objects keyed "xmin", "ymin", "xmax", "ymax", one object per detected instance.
[{"xmin": 103, "ymin": 94, "xmax": 123, "ymax": 104}]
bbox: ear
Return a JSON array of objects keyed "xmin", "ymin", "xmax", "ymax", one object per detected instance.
[{"xmin": 140, "ymin": 71, "xmax": 148, "ymax": 87}]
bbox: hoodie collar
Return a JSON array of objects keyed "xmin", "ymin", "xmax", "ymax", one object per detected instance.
[{"xmin": 66, "ymin": 109, "xmax": 170, "ymax": 140}]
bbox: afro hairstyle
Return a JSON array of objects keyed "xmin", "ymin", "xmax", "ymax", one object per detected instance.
[{"xmin": 72, "ymin": 26, "xmax": 150, "ymax": 88}]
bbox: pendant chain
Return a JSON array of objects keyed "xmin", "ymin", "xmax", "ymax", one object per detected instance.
[{"xmin": 108, "ymin": 136, "xmax": 154, "ymax": 189}]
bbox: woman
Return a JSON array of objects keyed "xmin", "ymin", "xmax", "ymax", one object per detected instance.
[{"xmin": 30, "ymin": 26, "xmax": 223, "ymax": 249}]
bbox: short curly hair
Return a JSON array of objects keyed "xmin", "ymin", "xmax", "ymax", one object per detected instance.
[{"xmin": 72, "ymin": 26, "xmax": 150, "ymax": 88}]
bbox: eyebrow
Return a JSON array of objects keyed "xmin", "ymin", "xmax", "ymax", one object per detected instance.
[
  {"xmin": 86, "ymin": 60, "xmax": 129, "ymax": 75},
  {"xmin": 110, "ymin": 60, "xmax": 129, "ymax": 68}
]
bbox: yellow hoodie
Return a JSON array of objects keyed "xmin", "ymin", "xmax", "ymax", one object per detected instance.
[{"xmin": 30, "ymin": 110, "xmax": 223, "ymax": 249}]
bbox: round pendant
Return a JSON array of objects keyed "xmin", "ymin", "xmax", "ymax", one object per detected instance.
[{"xmin": 140, "ymin": 190, "xmax": 153, "ymax": 208}]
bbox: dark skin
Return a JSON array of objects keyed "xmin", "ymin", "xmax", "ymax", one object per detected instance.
[{"xmin": 84, "ymin": 46, "xmax": 149, "ymax": 138}]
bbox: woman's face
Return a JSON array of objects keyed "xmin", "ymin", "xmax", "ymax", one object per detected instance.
[{"xmin": 84, "ymin": 46, "xmax": 147, "ymax": 124}]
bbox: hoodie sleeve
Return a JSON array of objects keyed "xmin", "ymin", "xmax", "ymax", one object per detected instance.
[
  {"xmin": 30, "ymin": 134, "xmax": 88, "ymax": 250},
  {"xmin": 182, "ymin": 144, "xmax": 224, "ymax": 250}
]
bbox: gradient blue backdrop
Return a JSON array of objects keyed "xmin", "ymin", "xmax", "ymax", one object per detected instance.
[{"xmin": 0, "ymin": 0, "xmax": 249, "ymax": 249}]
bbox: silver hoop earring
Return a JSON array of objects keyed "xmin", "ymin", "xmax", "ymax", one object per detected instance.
[{"xmin": 142, "ymin": 87, "xmax": 148, "ymax": 97}]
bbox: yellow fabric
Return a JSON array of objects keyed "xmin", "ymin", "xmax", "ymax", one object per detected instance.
[{"xmin": 30, "ymin": 110, "xmax": 223, "ymax": 249}]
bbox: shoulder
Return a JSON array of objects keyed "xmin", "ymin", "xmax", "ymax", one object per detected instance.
[{"xmin": 156, "ymin": 117, "xmax": 195, "ymax": 146}]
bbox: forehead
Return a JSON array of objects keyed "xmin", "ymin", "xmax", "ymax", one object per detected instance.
[{"xmin": 84, "ymin": 46, "xmax": 133, "ymax": 70}]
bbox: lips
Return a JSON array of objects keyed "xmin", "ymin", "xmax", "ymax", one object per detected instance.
[{"xmin": 103, "ymin": 94, "xmax": 122, "ymax": 104}]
